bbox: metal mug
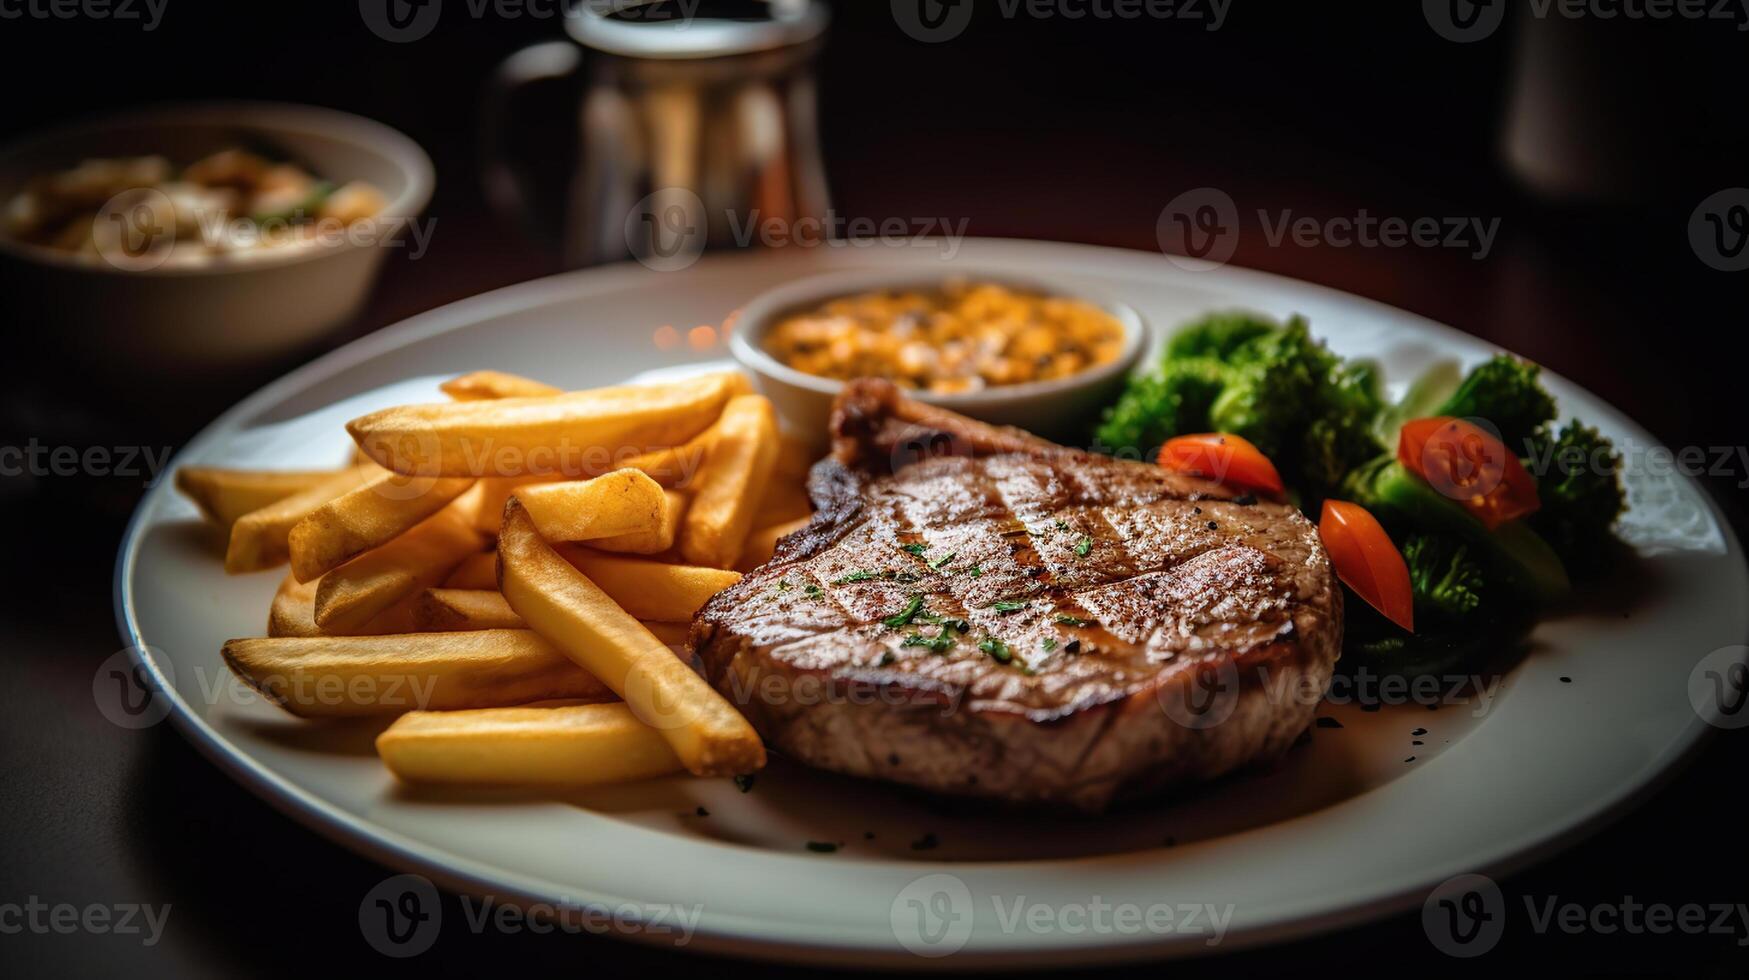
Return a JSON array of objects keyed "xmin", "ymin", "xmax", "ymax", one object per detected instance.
[{"xmin": 483, "ymin": 0, "xmax": 831, "ymax": 269}]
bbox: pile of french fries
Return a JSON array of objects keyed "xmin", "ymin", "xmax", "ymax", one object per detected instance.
[{"xmin": 177, "ymin": 369, "xmax": 815, "ymax": 787}]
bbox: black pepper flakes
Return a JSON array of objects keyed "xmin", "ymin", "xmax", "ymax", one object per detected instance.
[
  {"xmin": 1411, "ymin": 727, "xmax": 1427, "ymax": 736},
  {"xmin": 910, "ymin": 833, "xmax": 940, "ymax": 851},
  {"xmin": 1206, "ymin": 520, "xmax": 1219, "ymax": 531},
  {"xmin": 695, "ymin": 806, "xmax": 710, "ymax": 817}
]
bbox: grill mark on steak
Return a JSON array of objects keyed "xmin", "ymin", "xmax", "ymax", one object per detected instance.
[{"xmin": 692, "ymin": 379, "xmax": 1342, "ymax": 811}]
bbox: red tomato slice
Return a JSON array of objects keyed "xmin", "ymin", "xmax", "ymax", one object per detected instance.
[
  {"xmin": 1398, "ymin": 417, "xmax": 1539, "ymax": 530},
  {"xmin": 1319, "ymin": 499, "xmax": 1414, "ymax": 633},
  {"xmin": 1157, "ymin": 433, "xmax": 1285, "ymax": 498}
]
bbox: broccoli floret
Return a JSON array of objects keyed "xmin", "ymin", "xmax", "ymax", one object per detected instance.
[
  {"xmin": 1522, "ymin": 420, "xmax": 1626, "ymax": 570},
  {"xmin": 1206, "ymin": 316, "xmax": 1339, "ymax": 459},
  {"xmin": 1162, "ymin": 311, "xmax": 1278, "ymax": 360},
  {"xmin": 1434, "ymin": 355, "xmax": 1557, "ymax": 451},
  {"xmin": 1094, "ymin": 357, "xmax": 1228, "ymax": 455},
  {"xmin": 1402, "ymin": 533, "xmax": 1486, "ymax": 621}
]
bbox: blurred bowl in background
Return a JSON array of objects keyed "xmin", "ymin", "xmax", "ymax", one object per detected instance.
[
  {"xmin": 729, "ymin": 269, "xmax": 1148, "ymax": 450},
  {"xmin": 0, "ymin": 102, "xmax": 433, "ymax": 374}
]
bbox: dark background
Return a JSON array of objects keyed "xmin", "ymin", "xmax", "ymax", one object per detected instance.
[{"xmin": 2, "ymin": 1, "xmax": 1746, "ymax": 976}]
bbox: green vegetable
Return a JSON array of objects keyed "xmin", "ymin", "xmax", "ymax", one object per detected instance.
[
  {"xmin": 1522, "ymin": 420, "xmax": 1626, "ymax": 570},
  {"xmin": 882, "ymin": 595, "xmax": 925, "ymax": 629},
  {"xmin": 992, "ymin": 600, "xmax": 1026, "ymax": 613},
  {"xmin": 1430, "ymin": 354, "xmax": 1557, "ymax": 452},
  {"xmin": 1345, "ymin": 458, "xmax": 1570, "ymax": 604},
  {"xmin": 1401, "ymin": 534, "xmax": 1486, "ymax": 621},
  {"xmin": 901, "ymin": 543, "xmax": 926, "ymax": 555},
  {"xmin": 902, "ymin": 630, "xmax": 955, "ymax": 653},
  {"xmin": 1373, "ymin": 359, "xmax": 1462, "ymax": 445},
  {"xmin": 1072, "ymin": 536, "xmax": 1092, "ymax": 557},
  {"xmin": 1097, "ymin": 312, "xmax": 1384, "ymax": 505},
  {"xmin": 978, "ymin": 637, "xmax": 1012, "ymax": 664},
  {"xmin": 249, "ymin": 179, "xmax": 333, "ymax": 224}
]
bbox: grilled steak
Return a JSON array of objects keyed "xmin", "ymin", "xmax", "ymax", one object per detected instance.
[{"xmin": 692, "ymin": 380, "xmax": 1341, "ymax": 811}]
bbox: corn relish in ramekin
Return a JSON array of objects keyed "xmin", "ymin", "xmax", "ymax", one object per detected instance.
[{"xmin": 758, "ymin": 279, "xmax": 1128, "ymax": 395}]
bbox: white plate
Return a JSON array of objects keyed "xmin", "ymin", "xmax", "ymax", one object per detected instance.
[{"xmin": 114, "ymin": 240, "xmax": 1749, "ymax": 966}]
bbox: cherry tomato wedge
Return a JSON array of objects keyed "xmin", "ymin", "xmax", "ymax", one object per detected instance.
[
  {"xmin": 1319, "ymin": 499, "xmax": 1414, "ymax": 633},
  {"xmin": 1157, "ymin": 433, "xmax": 1285, "ymax": 498},
  {"xmin": 1397, "ymin": 416, "xmax": 1539, "ymax": 531}
]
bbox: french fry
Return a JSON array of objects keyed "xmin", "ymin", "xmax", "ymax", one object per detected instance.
[
  {"xmin": 499, "ymin": 499, "xmax": 763, "ymax": 776},
  {"xmin": 288, "ymin": 472, "xmax": 477, "ymax": 582},
  {"xmin": 555, "ymin": 545, "xmax": 741, "ymax": 622},
  {"xmin": 440, "ymin": 370, "xmax": 563, "ymax": 401},
  {"xmin": 377, "ymin": 703, "xmax": 685, "ymax": 786},
  {"xmin": 513, "ymin": 469, "xmax": 667, "ymax": 543},
  {"xmin": 680, "ymin": 394, "xmax": 780, "ymax": 568},
  {"xmin": 615, "ymin": 425, "xmax": 716, "ymax": 489},
  {"xmin": 737, "ymin": 516, "xmax": 812, "ymax": 571},
  {"xmin": 223, "ymin": 630, "xmax": 610, "ymax": 718},
  {"xmin": 176, "ymin": 467, "xmax": 340, "ymax": 529},
  {"xmin": 226, "ymin": 465, "xmax": 378, "ymax": 574},
  {"xmin": 443, "ymin": 551, "xmax": 499, "ymax": 590},
  {"xmin": 269, "ymin": 574, "xmax": 421, "ymax": 637},
  {"xmin": 414, "ymin": 589, "xmax": 525, "ymax": 631},
  {"xmin": 583, "ymin": 490, "xmax": 687, "ymax": 555},
  {"xmin": 314, "ymin": 503, "xmax": 484, "ymax": 634},
  {"xmin": 469, "ymin": 475, "xmax": 559, "ymax": 534},
  {"xmin": 640, "ymin": 620, "xmax": 690, "ymax": 647},
  {"xmin": 347, "ymin": 372, "xmax": 747, "ymax": 477}
]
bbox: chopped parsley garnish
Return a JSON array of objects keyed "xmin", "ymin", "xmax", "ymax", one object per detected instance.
[
  {"xmin": 902, "ymin": 631, "xmax": 955, "ymax": 653},
  {"xmin": 992, "ymin": 600, "xmax": 1027, "ymax": 613},
  {"xmin": 777, "ymin": 579, "xmax": 793, "ymax": 592},
  {"xmin": 929, "ymin": 551, "xmax": 956, "ymax": 569},
  {"xmin": 1052, "ymin": 613, "xmax": 1092, "ymax": 627},
  {"xmin": 733, "ymin": 774, "xmax": 756, "ymax": 793},
  {"xmin": 833, "ymin": 570, "xmax": 879, "ymax": 584},
  {"xmin": 883, "ymin": 595, "xmax": 925, "ymax": 628},
  {"xmin": 967, "ymin": 565, "xmax": 983, "ymax": 578},
  {"xmin": 1073, "ymin": 536, "xmax": 1093, "ymax": 557},
  {"xmin": 978, "ymin": 637, "xmax": 1013, "ymax": 664},
  {"xmin": 878, "ymin": 650, "xmax": 897, "ymax": 666},
  {"xmin": 901, "ymin": 542, "xmax": 927, "ymax": 555},
  {"xmin": 1055, "ymin": 519, "xmax": 1070, "ymax": 531},
  {"xmin": 917, "ymin": 612, "xmax": 970, "ymax": 633},
  {"xmin": 805, "ymin": 841, "xmax": 839, "ymax": 853},
  {"xmin": 1042, "ymin": 638, "xmax": 1058, "ymax": 652},
  {"xmin": 804, "ymin": 584, "xmax": 822, "ymax": 598}
]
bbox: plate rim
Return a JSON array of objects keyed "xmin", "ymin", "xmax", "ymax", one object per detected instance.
[{"xmin": 112, "ymin": 240, "xmax": 1749, "ymax": 967}]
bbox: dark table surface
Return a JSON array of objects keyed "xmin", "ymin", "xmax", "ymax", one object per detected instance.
[{"xmin": 2, "ymin": 4, "xmax": 1747, "ymax": 977}]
